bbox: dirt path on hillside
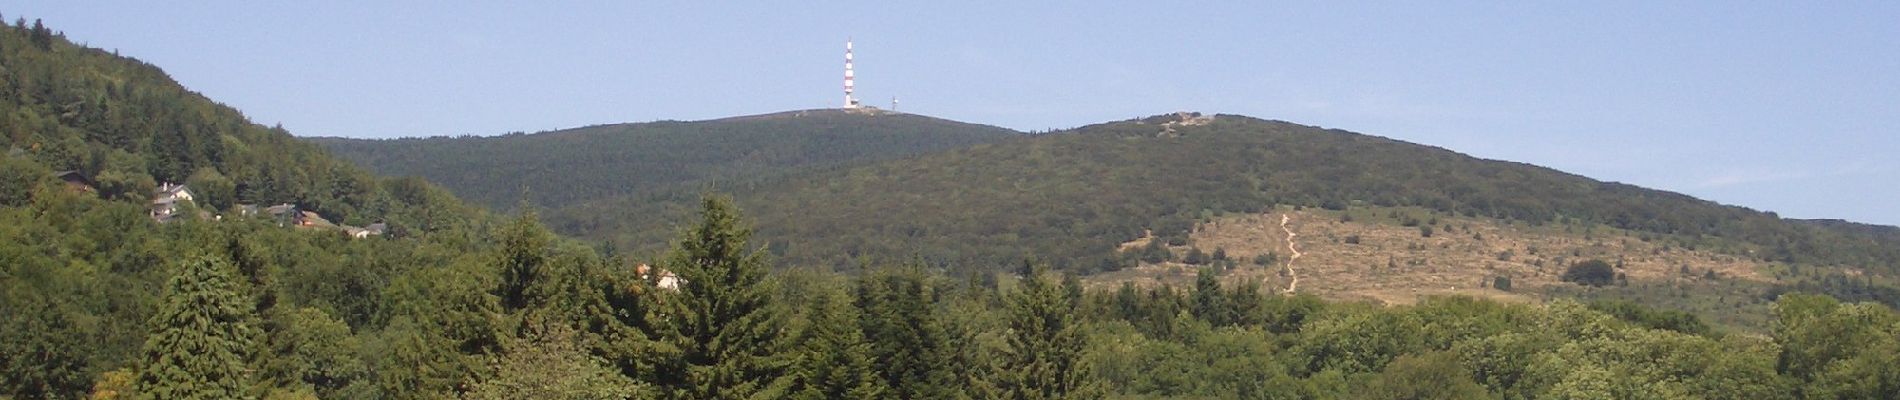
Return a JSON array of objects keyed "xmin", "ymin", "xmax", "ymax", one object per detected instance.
[{"xmin": 1280, "ymin": 214, "xmax": 1303, "ymax": 294}]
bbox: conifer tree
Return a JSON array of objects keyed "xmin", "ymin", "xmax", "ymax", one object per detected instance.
[
  {"xmin": 497, "ymin": 210, "xmax": 554, "ymax": 312},
  {"xmin": 1191, "ymin": 267, "xmax": 1230, "ymax": 326},
  {"xmin": 134, "ymin": 254, "xmax": 259, "ymax": 400},
  {"xmin": 980, "ymin": 262, "xmax": 1100, "ymax": 400},
  {"xmin": 855, "ymin": 267, "xmax": 959, "ymax": 398},
  {"xmin": 648, "ymin": 196, "xmax": 791, "ymax": 399},
  {"xmin": 468, "ymin": 324, "xmax": 643, "ymax": 400},
  {"xmin": 789, "ymin": 287, "xmax": 885, "ymax": 400}
]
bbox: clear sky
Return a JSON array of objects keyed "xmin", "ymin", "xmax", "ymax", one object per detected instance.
[{"xmin": 11, "ymin": 1, "xmax": 1899, "ymax": 226}]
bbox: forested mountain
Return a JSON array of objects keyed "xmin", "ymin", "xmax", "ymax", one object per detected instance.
[
  {"xmin": 0, "ymin": 15, "xmax": 498, "ymax": 398},
  {"xmin": 0, "ymin": 16, "xmax": 479, "ymax": 231},
  {"xmin": 521, "ymin": 113, "xmax": 1899, "ymax": 278},
  {"xmin": 6, "ymin": 14, "xmax": 1900, "ymax": 400},
  {"xmin": 311, "ymin": 109, "xmax": 1020, "ymax": 211}
]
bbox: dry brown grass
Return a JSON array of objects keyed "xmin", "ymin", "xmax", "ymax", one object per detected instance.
[{"xmin": 1091, "ymin": 206, "xmax": 1774, "ymax": 306}]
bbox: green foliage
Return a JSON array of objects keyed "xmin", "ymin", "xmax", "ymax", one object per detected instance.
[
  {"xmin": 788, "ymin": 287, "xmax": 887, "ymax": 400},
  {"xmin": 855, "ymin": 267, "xmax": 962, "ymax": 398},
  {"xmin": 1586, "ymin": 299, "xmax": 1711, "ymax": 336},
  {"xmin": 1137, "ymin": 239, "xmax": 1171, "ymax": 264},
  {"xmin": 134, "ymin": 254, "xmax": 259, "ymax": 400},
  {"xmin": 978, "ymin": 263, "xmax": 1101, "ymax": 400},
  {"xmin": 647, "ymin": 196, "xmax": 792, "ymax": 399},
  {"xmin": 0, "ymin": 156, "xmax": 49, "ymax": 207},
  {"xmin": 1562, "ymin": 259, "xmax": 1616, "ymax": 287},
  {"xmin": 0, "ymin": 294, "xmax": 91, "ymax": 398},
  {"xmin": 1354, "ymin": 351, "xmax": 1493, "ymax": 400},
  {"xmin": 467, "ymin": 324, "xmax": 642, "ymax": 400},
  {"xmin": 496, "ymin": 211, "xmax": 556, "ymax": 311},
  {"xmin": 186, "ymin": 167, "xmax": 237, "ymax": 211},
  {"xmin": 258, "ymin": 307, "xmax": 368, "ymax": 398},
  {"xmin": 1771, "ymin": 294, "xmax": 1900, "ymax": 398},
  {"xmin": 1291, "ymin": 306, "xmax": 1427, "ymax": 375},
  {"xmin": 1190, "ymin": 268, "xmax": 1231, "ymax": 326},
  {"xmin": 1183, "ymin": 247, "xmax": 1209, "ymax": 265},
  {"xmin": 1086, "ymin": 320, "xmax": 1306, "ymax": 399}
]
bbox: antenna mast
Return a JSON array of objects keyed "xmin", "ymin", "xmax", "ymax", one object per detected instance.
[{"xmin": 843, "ymin": 39, "xmax": 858, "ymax": 109}]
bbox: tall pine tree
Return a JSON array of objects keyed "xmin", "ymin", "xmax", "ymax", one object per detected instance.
[
  {"xmin": 648, "ymin": 196, "xmax": 791, "ymax": 399},
  {"xmin": 856, "ymin": 267, "xmax": 961, "ymax": 399},
  {"xmin": 980, "ymin": 262, "xmax": 1100, "ymax": 400},
  {"xmin": 134, "ymin": 254, "xmax": 259, "ymax": 400},
  {"xmin": 1191, "ymin": 267, "xmax": 1230, "ymax": 326},
  {"xmin": 788, "ymin": 287, "xmax": 885, "ymax": 400}
]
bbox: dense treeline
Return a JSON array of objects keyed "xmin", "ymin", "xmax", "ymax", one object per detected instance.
[
  {"xmin": 5, "ymin": 190, "xmax": 1896, "ymax": 399},
  {"xmin": 312, "ymin": 110, "xmax": 1021, "ymax": 212}
]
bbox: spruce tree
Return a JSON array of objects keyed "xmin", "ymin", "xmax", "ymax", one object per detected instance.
[
  {"xmin": 789, "ymin": 287, "xmax": 885, "ymax": 400},
  {"xmin": 1191, "ymin": 267, "xmax": 1230, "ymax": 326},
  {"xmin": 980, "ymin": 263, "xmax": 1100, "ymax": 400},
  {"xmin": 134, "ymin": 254, "xmax": 260, "ymax": 400},
  {"xmin": 649, "ymin": 196, "xmax": 791, "ymax": 399},
  {"xmin": 497, "ymin": 210, "xmax": 554, "ymax": 312},
  {"xmin": 855, "ymin": 267, "xmax": 959, "ymax": 398}
]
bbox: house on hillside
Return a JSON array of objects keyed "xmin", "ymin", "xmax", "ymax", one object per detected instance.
[
  {"xmin": 53, "ymin": 170, "xmax": 96, "ymax": 194},
  {"xmin": 263, "ymin": 203, "xmax": 305, "ymax": 226},
  {"xmin": 149, "ymin": 183, "xmax": 195, "ymax": 223},
  {"xmin": 297, "ymin": 211, "xmax": 333, "ymax": 228},
  {"xmin": 341, "ymin": 222, "xmax": 386, "ymax": 239}
]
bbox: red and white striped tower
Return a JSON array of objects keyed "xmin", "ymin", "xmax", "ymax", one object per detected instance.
[{"xmin": 843, "ymin": 39, "xmax": 859, "ymax": 108}]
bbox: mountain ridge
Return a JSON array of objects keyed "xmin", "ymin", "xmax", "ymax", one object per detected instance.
[
  {"xmin": 364, "ymin": 111, "xmax": 1882, "ymax": 287},
  {"xmin": 311, "ymin": 108, "xmax": 1022, "ymax": 211},
  {"xmin": 313, "ymin": 109, "xmax": 1899, "ymax": 278}
]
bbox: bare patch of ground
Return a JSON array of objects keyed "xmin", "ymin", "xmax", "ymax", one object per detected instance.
[{"xmin": 1094, "ymin": 206, "xmax": 1774, "ymax": 306}]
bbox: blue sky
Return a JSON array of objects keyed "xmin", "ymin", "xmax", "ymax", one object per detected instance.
[{"xmin": 11, "ymin": 2, "xmax": 1899, "ymax": 226}]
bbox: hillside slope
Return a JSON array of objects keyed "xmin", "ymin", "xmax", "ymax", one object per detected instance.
[
  {"xmin": 0, "ymin": 17, "xmax": 503, "ymax": 398},
  {"xmin": 312, "ymin": 109, "xmax": 1021, "ymax": 211},
  {"xmin": 0, "ymin": 19, "xmax": 480, "ymax": 231},
  {"xmin": 545, "ymin": 113, "xmax": 1898, "ymax": 303}
]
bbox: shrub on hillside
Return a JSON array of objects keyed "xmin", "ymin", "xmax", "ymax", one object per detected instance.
[{"xmin": 1562, "ymin": 259, "xmax": 1616, "ymax": 287}]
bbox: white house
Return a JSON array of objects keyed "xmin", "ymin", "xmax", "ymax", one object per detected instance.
[{"xmin": 149, "ymin": 183, "xmax": 195, "ymax": 223}]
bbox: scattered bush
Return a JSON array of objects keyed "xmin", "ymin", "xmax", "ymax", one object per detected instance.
[
  {"xmin": 1184, "ymin": 247, "xmax": 1210, "ymax": 265},
  {"xmin": 1562, "ymin": 259, "xmax": 1616, "ymax": 287}
]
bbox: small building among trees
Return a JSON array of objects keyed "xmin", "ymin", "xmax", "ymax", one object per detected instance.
[
  {"xmin": 149, "ymin": 183, "xmax": 195, "ymax": 223},
  {"xmin": 53, "ymin": 170, "xmax": 95, "ymax": 194}
]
